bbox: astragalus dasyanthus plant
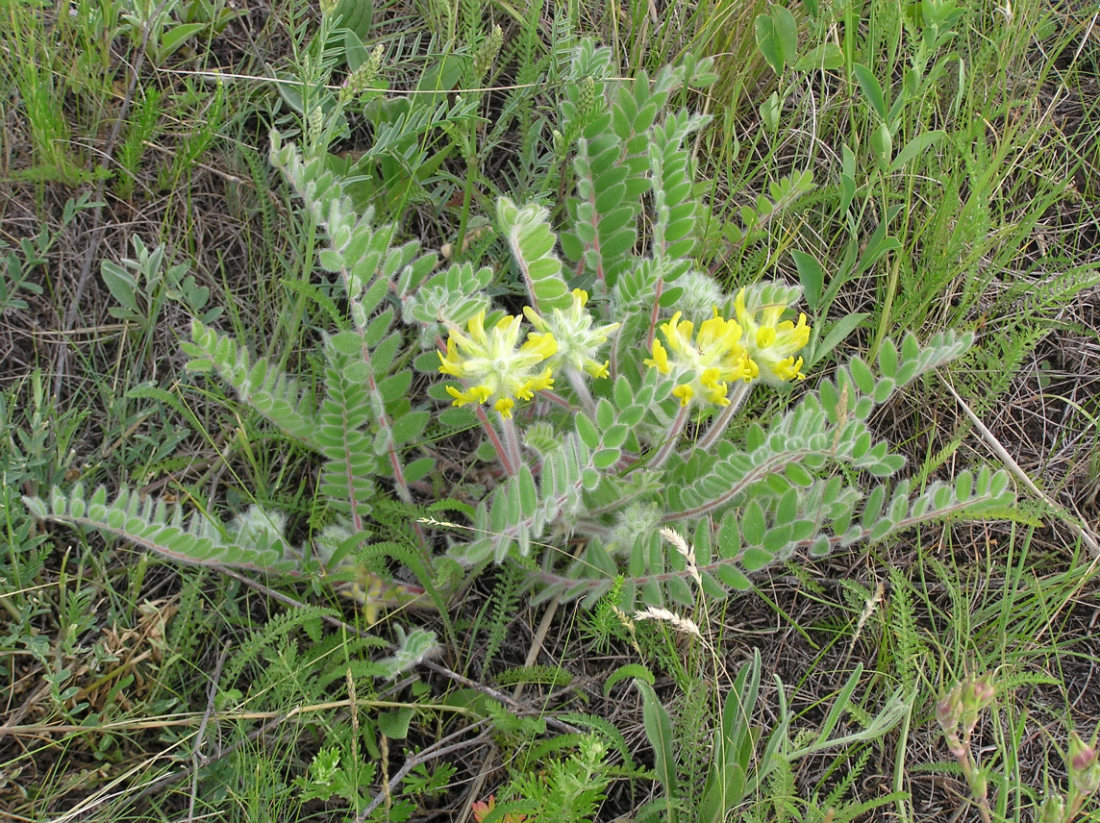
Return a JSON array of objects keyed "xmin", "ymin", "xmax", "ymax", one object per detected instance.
[{"xmin": 27, "ymin": 42, "xmax": 1013, "ymax": 643}]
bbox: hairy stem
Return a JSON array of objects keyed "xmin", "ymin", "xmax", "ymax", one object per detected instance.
[
  {"xmin": 650, "ymin": 403, "xmax": 690, "ymax": 469},
  {"xmin": 695, "ymin": 380, "xmax": 753, "ymax": 452},
  {"xmin": 476, "ymin": 406, "xmax": 515, "ymax": 476}
]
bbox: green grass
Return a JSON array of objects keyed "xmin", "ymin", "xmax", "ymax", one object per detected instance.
[{"xmin": 3, "ymin": 0, "xmax": 1100, "ymax": 820}]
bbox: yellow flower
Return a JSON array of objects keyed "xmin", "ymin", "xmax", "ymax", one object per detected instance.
[
  {"xmin": 644, "ymin": 338, "xmax": 670, "ymax": 374},
  {"xmin": 645, "ymin": 309, "xmax": 757, "ymax": 407},
  {"xmin": 523, "ymin": 289, "xmax": 620, "ymax": 380},
  {"xmin": 438, "ymin": 310, "xmax": 557, "ymax": 418},
  {"xmin": 733, "ymin": 288, "xmax": 810, "ymax": 385}
]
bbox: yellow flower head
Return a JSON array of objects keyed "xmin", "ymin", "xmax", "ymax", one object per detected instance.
[
  {"xmin": 644, "ymin": 309, "xmax": 758, "ymax": 407},
  {"xmin": 523, "ymin": 289, "xmax": 620, "ymax": 380},
  {"xmin": 733, "ymin": 288, "xmax": 811, "ymax": 385},
  {"xmin": 438, "ymin": 310, "xmax": 557, "ymax": 418}
]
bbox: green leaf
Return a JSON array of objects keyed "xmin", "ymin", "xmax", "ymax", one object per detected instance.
[
  {"xmin": 852, "ymin": 64, "xmax": 888, "ymax": 121},
  {"xmin": 741, "ymin": 547, "xmax": 772, "ymax": 572},
  {"xmin": 604, "ymin": 663, "xmax": 655, "ymax": 696},
  {"xmin": 741, "ymin": 500, "xmax": 766, "ymax": 545},
  {"xmin": 635, "ymin": 679, "xmax": 679, "ymax": 822},
  {"xmin": 613, "ymin": 375, "xmax": 633, "ymax": 409},
  {"xmin": 848, "ymin": 357, "xmax": 875, "ymax": 394},
  {"xmin": 100, "ymin": 260, "xmax": 140, "ymax": 315},
  {"xmin": 331, "ymin": 0, "xmax": 373, "ymax": 40},
  {"xmin": 784, "ymin": 462, "xmax": 814, "ymax": 487},
  {"xmin": 620, "ymin": 405, "xmax": 644, "ymax": 426},
  {"xmin": 378, "ymin": 706, "xmax": 414, "ymax": 740},
  {"xmin": 714, "ymin": 563, "xmax": 751, "ymax": 591},
  {"xmin": 791, "ymin": 249, "xmax": 823, "ymax": 313},
  {"xmin": 763, "ymin": 523, "xmax": 792, "ymax": 555},
  {"xmin": 575, "ymin": 413, "xmax": 600, "ymax": 449},
  {"xmin": 377, "ymin": 371, "xmax": 412, "ymax": 403},
  {"xmin": 794, "ymin": 41, "xmax": 844, "ymax": 71},
  {"xmin": 437, "ymin": 406, "xmax": 475, "ymax": 428},
  {"xmin": 873, "ymin": 377, "xmax": 896, "ymax": 403},
  {"xmin": 517, "ymin": 465, "xmax": 538, "ymax": 515},
  {"xmin": 754, "ymin": 7, "xmax": 798, "ymax": 75},
  {"xmin": 593, "ymin": 448, "xmax": 620, "ymax": 469},
  {"xmin": 582, "ymin": 467, "xmax": 600, "ymax": 490},
  {"xmin": 760, "ymin": 91, "xmax": 781, "ymax": 132},
  {"xmin": 390, "ymin": 410, "xmax": 428, "ymax": 445},
  {"xmin": 318, "ymin": 249, "xmax": 343, "ymax": 272},
  {"xmin": 604, "ymin": 423, "xmax": 628, "ymax": 449},
  {"xmin": 666, "ymin": 574, "xmax": 694, "ymax": 606},
  {"xmin": 877, "ymin": 338, "xmax": 898, "ymax": 377},
  {"xmin": 851, "ymin": 432, "xmax": 872, "ymax": 459},
  {"xmin": 870, "ymin": 518, "xmax": 893, "ymax": 541},
  {"xmin": 343, "ymin": 29, "xmax": 369, "ymax": 71},
  {"xmin": 595, "ymin": 398, "xmax": 615, "ymax": 430},
  {"xmin": 365, "ymin": 307, "xmax": 394, "ymax": 347},
  {"xmin": 956, "ymin": 469, "xmax": 973, "ymax": 500},
  {"xmin": 158, "ymin": 23, "xmax": 206, "ymax": 59},
  {"xmin": 701, "ymin": 750, "xmax": 745, "ymax": 822},
  {"xmin": 888, "ymin": 130, "xmax": 946, "ymax": 174},
  {"xmin": 23, "ymin": 496, "xmax": 47, "ymax": 518},
  {"xmin": 404, "ymin": 457, "xmax": 433, "ymax": 484},
  {"xmin": 810, "ymin": 313, "xmax": 867, "ymax": 369},
  {"xmin": 871, "ymin": 123, "xmax": 893, "ymax": 166},
  {"xmin": 861, "ymin": 486, "xmax": 886, "ymax": 530},
  {"xmin": 330, "ymin": 330, "xmax": 362, "ymax": 356}
]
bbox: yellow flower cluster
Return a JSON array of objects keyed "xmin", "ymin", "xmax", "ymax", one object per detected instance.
[
  {"xmin": 524, "ymin": 289, "xmax": 621, "ymax": 379},
  {"xmin": 438, "ymin": 286, "xmax": 809, "ymax": 417},
  {"xmin": 734, "ymin": 288, "xmax": 810, "ymax": 385},
  {"xmin": 645, "ymin": 287, "xmax": 811, "ymax": 407},
  {"xmin": 438, "ymin": 290, "xmax": 618, "ymax": 419},
  {"xmin": 644, "ymin": 310, "xmax": 757, "ymax": 407},
  {"xmin": 437, "ymin": 310, "xmax": 556, "ymax": 418}
]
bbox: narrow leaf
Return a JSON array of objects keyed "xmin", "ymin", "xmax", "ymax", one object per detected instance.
[
  {"xmin": 635, "ymin": 679, "xmax": 679, "ymax": 822},
  {"xmin": 853, "ymin": 64, "xmax": 888, "ymax": 121}
]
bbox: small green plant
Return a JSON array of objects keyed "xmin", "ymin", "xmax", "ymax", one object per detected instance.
[
  {"xmin": 630, "ymin": 610, "xmax": 909, "ymax": 822},
  {"xmin": 113, "ymin": 86, "xmax": 165, "ymax": 199},
  {"xmin": 7, "ymin": 0, "xmax": 1100, "ymax": 820},
  {"xmin": 468, "ymin": 734, "xmax": 613, "ymax": 823},
  {"xmin": 1040, "ymin": 730, "xmax": 1100, "ymax": 823},
  {"xmin": 118, "ymin": 0, "xmax": 244, "ymax": 66},
  {"xmin": 1, "ymin": 194, "xmax": 100, "ymax": 314},
  {"xmin": 937, "ymin": 673, "xmax": 1100, "ymax": 823},
  {"xmin": 936, "ymin": 673, "xmax": 999, "ymax": 821},
  {"xmin": 100, "ymin": 235, "xmax": 223, "ymax": 332},
  {"xmin": 19, "ymin": 43, "xmax": 1017, "ymax": 819},
  {"xmin": 1, "ymin": 375, "xmax": 63, "ymax": 645},
  {"xmin": 2, "ymin": 0, "xmax": 122, "ymax": 184}
]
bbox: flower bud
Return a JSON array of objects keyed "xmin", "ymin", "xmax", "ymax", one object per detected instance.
[
  {"xmin": 1038, "ymin": 793, "xmax": 1065, "ymax": 823},
  {"xmin": 473, "ymin": 26, "xmax": 503, "ymax": 81},
  {"xmin": 959, "ymin": 674, "xmax": 995, "ymax": 734},
  {"xmin": 935, "ymin": 684, "xmax": 962, "ymax": 733},
  {"xmin": 1068, "ymin": 731, "xmax": 1100, "ymax": 796}
]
